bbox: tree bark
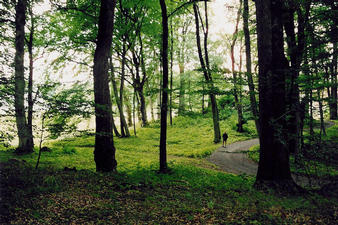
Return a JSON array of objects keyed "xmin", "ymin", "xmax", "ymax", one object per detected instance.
[
  {"xmin": 283, "ymin": 1, "xmax": 310, "ymax": 155},
  {"xmin": 109, "ymin": 59, "xmax": 121, "ymax": 138},
  {"xmin": 169, "ymin": 21, "xmax": 173, "ymax": 125},
  {"xmin": 119, "ymin": 41, "xmax": 130, "ymax": 136},
  {"xmin": 178, "ymin": 22, "xmax": 187, "ymax": 115},
  {"xmin": 243, "ymin": 0, "xmax": 260, "ymax": 137},
  {"xmin": 230, "ymin": 0, "xmax": 244, "ymax": 133},
  {"xmin": 138, "ymin": 34, "xmax": 149, "ymax": 127},
  {"xmin": 159, "ymin": 0, "xmax": 169, "ymax": 173},
  {"xmin": 193, "ymin": 2, "xmax": 221, "ymax": 143},
  {"xmin": 329, "ymin": 11, "xmax": 337, "ymax": 120},
  {"xmin": 27, "ymin": 3, "xmax": 35, "ymax": 152},
  {"xmin": 254, "ymin": 0, "xmax": 295, "ymax": 188},
  {"xmin": 14, "ymin": 0, "xmax": 34, "ymax": 154},
  {"xmin": 124, "ymin": 93, "xmax": 133, "ymax": 127},
  {"xmin": 317, "ymin": 89, "xmax": 326, "ymax": 136},
  {"xmin": 93, "ymin": 0, "xmax": 117, "ymax": 172},
  {"xmin": 110, "ymin": 54, "xmax": 129, "ymax": 137}
]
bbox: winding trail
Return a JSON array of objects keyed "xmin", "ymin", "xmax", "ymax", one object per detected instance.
[
  {"xmin": 207, "ymin": 127, "xmax": 335, "ymax": 188},
  {"xmin": 207, "ymin": 139, "xmax": 259, "ymax": 176}
]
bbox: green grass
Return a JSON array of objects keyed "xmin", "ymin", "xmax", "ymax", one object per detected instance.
[{"xmin": 0, "ymin": 115, "xmax": 336, "ymax": 224}]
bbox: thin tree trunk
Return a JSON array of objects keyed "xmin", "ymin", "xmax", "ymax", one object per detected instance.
[
  {"xmin": 124, "ymin": 93, "xmax": 133, "ymax": 127},
  {"xmin": 309, "ymin": 88, "xmax": 314, "ymax": 136},
  {"xmin": 120, "ymin": 41, "xmax": 130, "ymax": 136},
  {"xmin": 202, "ymin": 81, "xmax": 205, "ymax": 113},
  {"xmin": 317, "ymin": 89, "xmax": 326, "ymax": 136},
  {"xmin": 169, "ymin": 20, "xmax": 173, "ymax": 125},
  {"xmin": 109, "ymin": 56, "xmax": 121, "ymax": 137},
  {"xmin": 283, "ymin": 1, "xmax": 310, "ymax": 155},
  {"xmin": 243, "ymin": 0, "xmax": 260, "ymax": 137},
  {"xmin": 138, "ymin": 34, "xmax": 149, "ymax": 127},
  {"xmin": 110, "ymin": 89, "xmax": 121, "ymax": 137},
  {"xmin": 93, "ymin": 0, "xmax": 117, "ymax": 172},
  {"xmin": 178, "ymin": 24, "xmax": 187, "ymax": 115},
  {"xmin": 158, "ymin": 63, "xmax": 162, "ymax": 120},
  {"xmin": 14, "ymin": 0, "xmax": 34, "ymax": 154},
  {"xmin": 137, "ymin": 87, "xmax": 148, "ymax": 127},
  {"xmin": 330, "ymin": 41, "xmax": 337, "ymax": 119},
  {"xmin": 27, "ymin": 4, "xmax": 35, "ymax": 151},
  {"xmin": 35, "ymin": 114, "xmax": 45, "ymax": 169},
  {"xmin": 193, "ymin": 2, "xmax": 221, "ymax": 143},
  {"xmin": 133, "ymin": 89, "xmax": 137, "ymax": 136},
  {"xmin": 230, "ymin": 0, "xmax": 244, "ymax": 133},
  {"xmin": 159, "ymin": 0, "xmax": 169, "ymax": 173}
]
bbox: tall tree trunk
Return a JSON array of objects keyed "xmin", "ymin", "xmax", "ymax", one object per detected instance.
[
  {"xmin": 283, "ymin": 1, "xmax": 310, "ymax": 156},
  {"xmin": 159, "ymin": 0, "xmax": 169, "ymax": 173},
  {"xmin": 14, "ymin": 0, "xmax": 33, "ymax": 154},
  {"xmin": 133, "ymin": 89, "xmax": 137, "ymax": 136},
  {"xmin": 309, "ymin": 88, "xmax": 314, "ymax": 136},
  {"xmin": 93, "ymin": 0, "xmax": 117, "ymax": 172},
  {"xmin": 254, "ymin": 0, "xmax": 295, "ymax": 188},
  {"xmin": 317, "ymin": 89, "xmax": 326, "ymax": 136},
  {"xmin": 169, "ymin": 21, "xmax": 173, "ymax": 125},
  {"xmin": 110, "ymin": 56, "xmax": 129, "ymax": 137},
  {"xmin": 243, "ymin": 0, "xmax": 260, "ymax": 137},
  {"xmin": 193, "ymin": 2, "xmax": 221, "ymax": 143},
  {"xmin": 230, "ymin": 0, "xmax": 244, "ymax": 133},
  {"xmin": 330, "ymin": 38, "xmax": 337, "ymax": 119},
  {"xmin": 109, "ymin": 56, "xmax": 121, "ymax": 138},
  {"xmin": 157, "ymin": 63, "xmax": 162, "ymax": 120},
  {"xmin": 137, "ymin": 87, "xmax": 148, "ymax": 127},
  {"xmin": 202, "ymin": 81, "xmax": 205, "ymax": 113},
  {"xmin": 119, "ymin": 41, "xmax": 130, "ymax": 136},
  {"xmin": 178, "ymin": 24, "xmax": 187, "ymax": 115},
  {"xmin": 27, "ymin": 9, "xmax": 34, "ymax": 151},
  {"xmin": 138, "ymin": 34, "xmax": 149, "ymax": 127},
  {"xmin": 124, "ymin": 93, "xmax": 133, "ymax": 127}
]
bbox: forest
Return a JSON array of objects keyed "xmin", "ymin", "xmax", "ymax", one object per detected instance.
[{"xmin": 0, "ymin": 0, "xmax": 337, "ymax": 224}]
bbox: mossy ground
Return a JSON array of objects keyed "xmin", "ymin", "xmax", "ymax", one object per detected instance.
[{"xmin": 0, "ymin": 116, "xmax": 337, "ymax": 224}]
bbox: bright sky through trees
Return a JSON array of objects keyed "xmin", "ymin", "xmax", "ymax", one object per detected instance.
[{"xmin": 30, "ymin": 0, "xmax": 239, "ymax": 84}]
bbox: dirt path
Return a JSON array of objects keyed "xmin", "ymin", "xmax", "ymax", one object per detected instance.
[
  {"xmin": 207, "ymin": 139, "xmax": 259, "ymax": 175},
  {"xmin": 207, "ymin": 137, "xmax": 333, "ymax": 188}
]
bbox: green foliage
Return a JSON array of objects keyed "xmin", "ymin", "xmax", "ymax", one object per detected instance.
[
  {"xmin": 38, "ymin": 80, "xmax": 92, "ymax": 139},
  {"xmin": 248, "ymin": 144, "xmax": 260, "ymax": 163},
  {"xmin": 62, "ymin": 146, "xmax": 77, "ymax": 155}
]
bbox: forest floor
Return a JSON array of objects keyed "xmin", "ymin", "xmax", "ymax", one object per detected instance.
[{"xmin": 0, "ymin": 116, "xmax": 337, "ymax": 224}]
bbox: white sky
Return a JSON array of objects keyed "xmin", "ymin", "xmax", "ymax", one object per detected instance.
[{"xmin": 31, "ymin": 0, "xmax": 242, "ymax": 83}]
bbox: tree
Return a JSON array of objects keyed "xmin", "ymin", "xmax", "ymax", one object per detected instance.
[
  {"xmin": 14, "ymin": 0, "xmax": 34, "ymax": 154},
  {"xmin": 159, "ymin": 0, "xmax": 169, "ymax": 173},
  {"xmin": 243, "ymin": 0, "xmax": 260, "ymax": 137},
  {"xmin": 193, "ymin": 1, "xmax": 221, "ymax": 143},
  {"xmin": 254, "ymin": 0, "xmax": 298, "ymax": 189},
  {"xmin": 283, "ymin": 0, "xmax": 311, "ymax": 156},
  {"xmin": 93, "ymin": 0, "xmax": 117, "ymax": 172},
  {"xmin": 230, "ymin": 0, "xmax": 244, "ymax": 133}
]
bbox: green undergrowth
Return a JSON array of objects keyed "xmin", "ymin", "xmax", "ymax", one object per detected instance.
[
  {"xmin": 44, "ymin": 114, "xmax": 257, "ymax": 158},
  {"xmin": 1, "ymin": 159, "xmax": 336, "ymax": 224},
  {"xmin": 0, "ymin": 116, "xmax": 336, "ymax": 224}
]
